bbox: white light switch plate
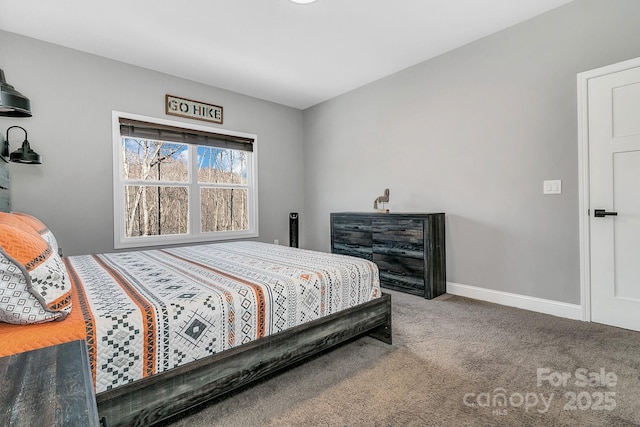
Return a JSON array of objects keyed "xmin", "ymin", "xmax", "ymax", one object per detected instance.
[{"xmin": 543, "ymin": 180, "xmax": 561, "ymax": 195}]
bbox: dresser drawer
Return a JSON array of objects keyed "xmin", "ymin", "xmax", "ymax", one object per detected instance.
[
  {"xmin": 332, "ymin": 243, "xmax": 373, "ymax": 260},
  {"xmin": 333, "ymin": 228, "xmax": 372, "ymax": 246},
  {"xmin": 332, "ymin": 216, "xmax": 372, "ymax": 236},
  {"xmin": 374, "ymin": 253, "xmax": 424, "ymax": 276},
  {"xmin": 373, "ymin": 219, "xmax": 424, "ymax": 258},
  {"xmin": 375, "ymin": 253, "xmax": 425, "ymax": 294},
  {"xmin": 373, "ymin": 218, "xmax": 423, "ymax": 235},
  {"xmin": 372, "ymin": 241, "xmax": 423, "ymax": 259},
  {"xmin": 378, "ymin": 270, "xmax": 425, "ymax": 295}
]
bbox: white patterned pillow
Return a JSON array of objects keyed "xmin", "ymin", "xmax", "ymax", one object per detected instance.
[{"xmin": 0, "ymin": 223, "xmax": 71, "ymax": 324}]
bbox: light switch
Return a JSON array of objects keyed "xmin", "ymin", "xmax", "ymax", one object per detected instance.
[{"xmin": 543, "ymin": 180, "xmax": 561, "ymax": 195}]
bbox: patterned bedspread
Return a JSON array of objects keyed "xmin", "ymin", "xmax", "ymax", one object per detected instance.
[{"xmin": 63, "ymin": 241, "xmax": 380, "ymax": 393}]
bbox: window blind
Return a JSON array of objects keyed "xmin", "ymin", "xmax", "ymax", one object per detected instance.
[{"xmin": 119, "ymin": 118, "xmax": 254, "ymax": 152}]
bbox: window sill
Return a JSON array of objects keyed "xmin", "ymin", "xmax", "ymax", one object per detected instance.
[{"xmin": 114, "ymin": 230, "xmax": 259, "ymax": 250}]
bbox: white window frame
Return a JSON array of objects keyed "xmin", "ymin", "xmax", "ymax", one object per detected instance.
[{"xmin": 112, "ymin": 111, "xmax": 259, "ymax": 249}]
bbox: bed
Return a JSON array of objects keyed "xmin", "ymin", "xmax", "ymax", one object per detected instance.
[{"xmin": 0, "ymin": 198, "xmax": 391, "ymax": 426}]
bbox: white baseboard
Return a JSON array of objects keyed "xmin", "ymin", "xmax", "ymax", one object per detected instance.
[{"xmin": 446, "ymin": 282, "xmax": 583, "ymax": 321}]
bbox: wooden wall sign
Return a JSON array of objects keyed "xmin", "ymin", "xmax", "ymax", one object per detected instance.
[{"xmin": 165, "ymin": 94, "xmax": 223, "ymax": 124}]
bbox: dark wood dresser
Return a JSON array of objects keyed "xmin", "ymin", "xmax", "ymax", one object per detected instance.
[
  {"xmin": 331, "ymin": 212, "xmax": 446, "ymax": 299},
  {"xmin": 0, "ymin": 340, "xmax": 100, "ymax": 427}
]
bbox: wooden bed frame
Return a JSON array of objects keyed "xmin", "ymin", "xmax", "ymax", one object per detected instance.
[{"xmin": 96, "ymin": 292, "xmax": 392, "ymax": 426}]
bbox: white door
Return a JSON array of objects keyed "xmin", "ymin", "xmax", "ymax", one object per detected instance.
[{"xmin": 588, "ymin": 65, "xmax": 640, "ymax": 331}]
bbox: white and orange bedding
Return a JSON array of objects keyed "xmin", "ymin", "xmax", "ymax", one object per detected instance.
[{"xmin": 55, "ymin": 241, "xmax": 380, "ymax": 393}]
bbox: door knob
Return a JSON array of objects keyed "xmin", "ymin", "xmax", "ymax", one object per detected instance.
[{"xmin": 594, "ymin": 209, "xmax": 618, "ymax": 217}]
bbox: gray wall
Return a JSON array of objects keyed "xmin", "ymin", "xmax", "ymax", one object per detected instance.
[
  {"xmin": 302, "ymin": 0, "xmax": 640, "ymax": 304},
  {"xmin": 0, "ymin": 30, "xmax": 304, "ymax": 256}
]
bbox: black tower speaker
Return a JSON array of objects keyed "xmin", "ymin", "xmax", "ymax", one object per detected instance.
[{"xmin": 289, "ymin": 212, "xmax": 299, "ymax": 248}]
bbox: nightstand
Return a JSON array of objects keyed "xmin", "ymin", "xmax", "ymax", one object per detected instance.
[{"xmin": 0, "ymin": 340, "xmax": 100, "ymax": 426}]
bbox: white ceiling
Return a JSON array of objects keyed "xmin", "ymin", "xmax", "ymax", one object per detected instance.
[{"xmin": 0, "ymin": 0, "xmax": 574, "ymax": 110}]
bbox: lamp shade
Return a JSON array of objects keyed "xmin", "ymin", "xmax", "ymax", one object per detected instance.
[
  {"xmin": 3, "ymin": 126, "xmax": 41, "ymax": 164},
  {"xmin": 0, "ymin": 69, "xmax": 32, "ymax": 117},
  {"xmin": 9, "ymin": 140, "xmax": 41, "ymax": 164}
]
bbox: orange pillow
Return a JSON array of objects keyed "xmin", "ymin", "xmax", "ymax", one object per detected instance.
[
  {"xmin": 0, "ymin": 212, "xmax": 41, "ymax": 236},
  {"xmin": 15, "ymin": 212, "xmax": 59, "ymax": 254},
  {"xmin": 0, "ymin": 222, "xmax": 50, "ymax": 268},
  {"xmin": 0, "ymin": 212, "xmax": 59, "ymax": 255},
  {"xmin": 11, "ymin": 212, "xmax": 49, "ymax": 235}
]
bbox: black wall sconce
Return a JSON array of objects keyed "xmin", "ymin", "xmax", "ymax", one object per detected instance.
[
  {"xmin": 1, "ymin": 126, "xmax": 42, "ymax": 164},
  {"xmin": 0, "ymin": 68, "xmax": 40, "ymax": 164},
  {"xmin": 0, "ymin": 69, "xmax": 31, "ymax": 117}
]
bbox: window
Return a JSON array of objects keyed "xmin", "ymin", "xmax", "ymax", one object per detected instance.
[{"xmin": 112, "ymin": 112, "xmax": 258, "ymax": 249}]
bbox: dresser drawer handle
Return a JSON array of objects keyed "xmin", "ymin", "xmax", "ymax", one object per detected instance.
[{"xmin": 345, "ymin": 244, "xmax": 360, "ymax": 248}]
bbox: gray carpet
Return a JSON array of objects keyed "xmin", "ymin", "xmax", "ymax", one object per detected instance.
[{"xmin": 166, "ymin": 290, "xmax": 640, "ymax": 426}]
